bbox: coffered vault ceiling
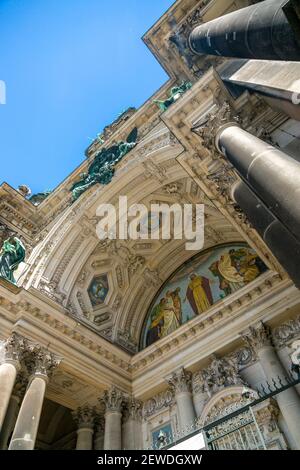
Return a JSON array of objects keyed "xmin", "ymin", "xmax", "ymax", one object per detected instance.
[{"xmin": 18, "ymin": 122, "xmax": 241, "ymax": 353}]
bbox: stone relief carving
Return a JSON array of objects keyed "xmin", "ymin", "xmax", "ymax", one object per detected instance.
[
  {"xmin": 255, "ymin": 400, "xmax": 287, "ymax": 450},
  {"xmin": 100, "ymin": 386, "xmax": 126, "ymax": 412},
  {"xmin": 291, "ymin": 340, "xmax": 300, "ymax": 372},
  {"xmin": 242, "ymin": 322, "xmax": 272, "ymax": 352},
  {"xmin": 192, "ymin": 101, "xmax": 239, "ymax": 158},
  {"xmin": 115, "ymin": 265, "xmax": 124, "ymax": 288},
  {"xmin": 0, "ymin": 332, "xmax": 27, "ymax": 365},
  {"xmin": 123, "ymin": 397, "xmax": 143, "ymax": 422},
  {"xmin": 99, "ymin": 327, "xmax": 113, "ymax": 341},
  {"xmin": 234, "ymin": 346, "xmax": 257, "ymax": 368},
  {"xmin": 166, "ymin": 367, "xmax": 192, "ymax": 394},
  {"xmin": 192, "ymin": 354, "xmax": 247, "ymax": 398},
  {"xmin": 72, "ymin": 405, "xmax": 97, "ymax": 428},
  {"xmin": 272, "ymin": 315, "xmax": 300, "ymax": 348},
  {"xmin": 143, "ymin": 389, "xmax": 175, "ymax": 418},
  {"xmin": 116, "ymin": 330, "xmax": 138, "ymax": 354},
  {"xmin": 25, "ymin": 344, "xmax": 61, "ymax": 379},
  {"xmin": 143, "ymin": 160, "xmax": 167, "ymax": 183},
  {"xmin": 128, "ymin": 254, "xmax": 146, "ymax": 277},
  {"xmin": 142, "ymin": 268, "xmax": 162, "ymax": 288},
  {"xmin": 206, "ymin": 163, "xmax": 237, "ymax": 202}
]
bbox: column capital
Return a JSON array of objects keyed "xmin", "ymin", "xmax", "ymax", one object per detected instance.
[
  {"xmin": 72, "ymin": 405, "xmax": 97, "ymax": 430},
  {"xmin": 100, "ymin": 386, "xmax": 125, "ymax": 413},
  {"xmin": 241, "ymin": 322, "xmax": 272, "ymax": 352},
  {"xmin": 0, "ymin": 332, "xmax": 27, "ymax": 367},
  {"xmin": 192, "ymin": 101, "xmax": 240, "ymax": 156},
  {"xmin": 166, "ymin": 367, "xmax": 192, "ymax": 394},
  {"xmin": 123, "ymin": 397, "xmax": 142, "ymax": 422},
  {"xmin": 26, "ymin": 344, "xmax": 61, "ymax": 380}
]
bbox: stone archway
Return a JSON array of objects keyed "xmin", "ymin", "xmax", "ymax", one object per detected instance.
[{"xmin": 198, "ymin": 386, "xmax": 287, "ymax": 450}]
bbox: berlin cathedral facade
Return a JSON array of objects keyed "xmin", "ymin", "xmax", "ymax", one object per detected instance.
[{"xmin": 1, "ymin": 0, "xmax": 300, "ymax": 451}]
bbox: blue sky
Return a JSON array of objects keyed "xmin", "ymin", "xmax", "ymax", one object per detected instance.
[{"xmin": 0, "ymin": 0, "xmax": 174, "ymax": 194}]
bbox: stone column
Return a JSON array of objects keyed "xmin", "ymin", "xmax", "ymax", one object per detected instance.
[
  {"xmin": 0, "ymin": 333, "xmax": 25, "ymax": 432},
  {"xmin": 166, "ymin": 368, "xmax": 196, "ymax": 434},
  {"xmin": 72, "ymin": 405, "xmax": 96, "ymax": 450},
  {"xmin": 0, "ymin": 374, "xmax": 27, "ymax": 449},
  {"xmin": 242, "ymin": 323, "xmax": 300, "ymax": 449},
  {"xmin": 101, "ymin": 386, "xmax": 124, "ymax": 450},
  {"xmin": 189, "ymin": 0, "xmax": 300, "ymax": 61},
  {"xmin": 8, "ymin": 346, "xmax": 61, "ymax": 450},
  {"xmin": 122, "ymin": 397, "xmax": 142, "ymax": 450},
  {"xmin": 215, "ymin": 123, "xmax": 300, "ymax": 242},
  {"xmin": 94, "ymin": 415, "xmax": 105, "ymax": 450},
  {"xmin": 231, "ymin": 180, "xmax": 300, "ymax": 288}
]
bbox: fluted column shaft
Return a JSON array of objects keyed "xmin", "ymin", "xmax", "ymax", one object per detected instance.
[
  {"xmin": 0, "ymin": 363, "xmax": 19, "ymax": 432},
  {"xmin": 101, "ymin": 386, "xmax": 124, "ymax": 450},
  {"xmin": 243, "ymin": 324, "xmax": 300, "ymax": 449},
  {"xmin": 167, "ymin": 368, "xmax": 196, "ymax": 432},
  {"xmin": 76, "ymin": 428, "xmax": 94, "ymax": 450},
  {"xmin": 0, "ymin": 334, "xmax": 24, "ymax": 431},
  {"xmin": 122, "ymin": 398, "xmax": 142, "ymax": 450},
  {"xmin": 0, "ymin": 394, "xmax": 20, "ymax": 449},
  {"xmin": 8, "ymin": 346, "xmax": 60, "ymax": 450},
  {"xmin": 9, "ymin": 375, "xmax": 47, "ymax": 450},
  {"xmin": 104, "ymin": 411, "xmax": 122, "ymax": 450},
  {"xmin": 72, "ymin": 405, "xmax": 96, "ymax": 450}
]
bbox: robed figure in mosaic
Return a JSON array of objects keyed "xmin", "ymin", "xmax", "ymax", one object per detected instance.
[{"xmin": 185, "ymin": 273, "xmax": 213, "ymax": 315}]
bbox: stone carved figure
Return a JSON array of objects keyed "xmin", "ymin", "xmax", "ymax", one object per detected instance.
[
  {"xmin": 154, "ymin": 81, "xmax": 192, "ymax": 112},
  {"xmin": 71, "ymin": 127, "xmax": 138, "ymax": 200},
  {"xmin": 196, "ymin": 355, "xmax": 246, "ymax": 398},
  {"xmin": 0, "ymin": 236, "xmax": 26, "ymax": 284}
]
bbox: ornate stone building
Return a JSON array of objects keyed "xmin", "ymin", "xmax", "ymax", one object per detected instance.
[{"xmin": 1, "ymin": 0, "xmax": 300, "ymax": 450}]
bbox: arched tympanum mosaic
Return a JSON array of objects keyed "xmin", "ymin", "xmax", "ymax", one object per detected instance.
[{"xmin": 141, "ymin": 243, "xmax": 268, "ymax": 349}]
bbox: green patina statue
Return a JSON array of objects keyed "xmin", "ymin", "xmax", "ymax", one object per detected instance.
[
  {"xmin": 29, "ymin": 190, "xmax": 52, "ymax": 206},
  {"xmin": 0, "ymin": 237, "xmax": 26, "ymax": 284},
  {"xmin": 154, "ymin": 81, "xmax": 192, "ymax": 112},
  {"xmin": 71, "ymin": 127, "xmax": 138, "ymax": 201}
]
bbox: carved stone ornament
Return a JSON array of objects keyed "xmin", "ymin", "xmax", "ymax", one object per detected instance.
[
  {"xmin": 192, "ymin": 354, "xmax": 246, "ymax": 398},
  {"xmin": 255, "ymin": 400, "xmax": 287, "ymax": 450},
  {"xmin": 25, "ymin": 344, "xmax": 61, "ymax": 379},
  {"xmin": 242, "ymin": 323, "xmax": 272, "ymax": 352},
  {"xmin": 272, "ymin": 315, "xmax": 300, "ymax": 348},
  {"xmin": 0, "ymin": 332, "xmax": 27, "ymax": 366},
  {"xmin": 72, "ymin": 405, "xmax": 97, "ymax": 429},
  {"xmin": 192, "ymin": 101, "xmax": 240, "ymax": 158},
  {"xmin": 142, "ymin": 389, "xmax": 174, "ymax": 418},
  {"xmin": 123, "ymin": 397, "xmax": 143, "ymax": 422},
  {"xmin": 117, "ymin": 330, "xmax": 138, "ymax": 354},
  {"xmin": 166, "ymin": 367, "xmax": 192, "ymax": 394},
  {"xmin": 291, "ymin": 340, "xmax": 300, "ymax": 369},
  {"xmin": 235, "ymin": 346, "xmax": 257, "ymax": 368},
  {"xmin": 100, "ymin": 386, "xmax": 125, "ymax": 413}
]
